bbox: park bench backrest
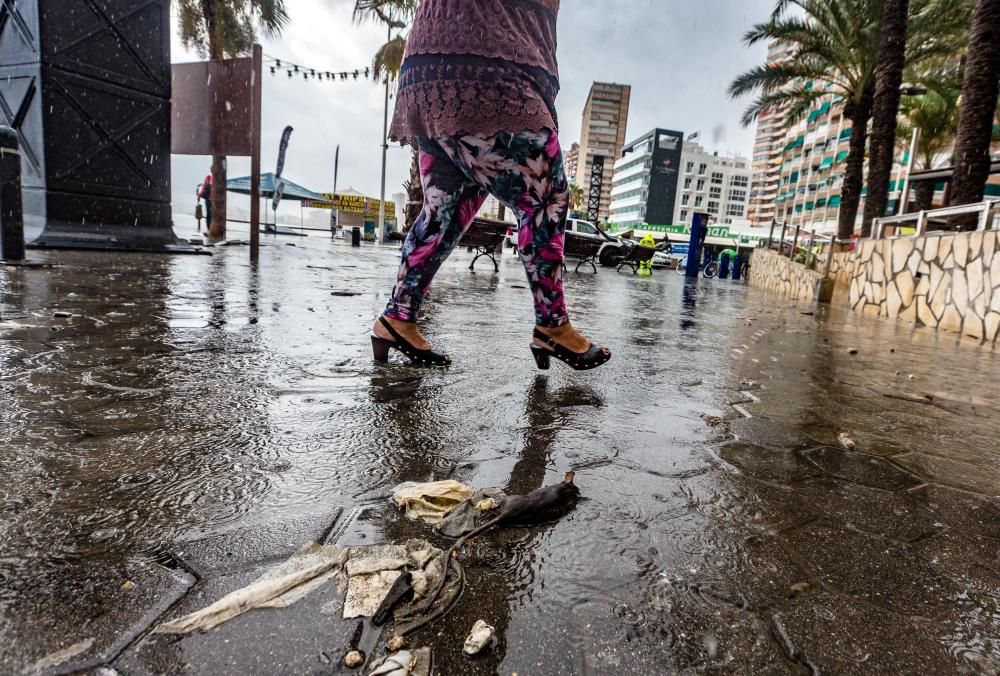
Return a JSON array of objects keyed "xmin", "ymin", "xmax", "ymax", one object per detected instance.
[
  {"xmin": 460, "ymin": 218, "xmax": 508, "ymax": 249},
  {"xmin": 563, "ymin": 232, "xmax": 603, "ymax": 258}
]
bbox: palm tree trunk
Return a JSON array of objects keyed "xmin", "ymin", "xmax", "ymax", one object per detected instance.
[
  {"xmin": 948, "ymin": 0, "xmax": 1000, "ymax": 230},
  {"xmin": 862, "ymin": 0, "xmax": 910, "ymax": 236},
  {"xmin": 205, "ymin": 0, "xmax": 228, "ymax": 241},
  {"xmin": 404, "ymin": 150, "xmax": 422, "ymax": 233},
  {"xmin": 914, "ymin": 180, "xmax": 936, "ymax": 210},
  {"xmin": 839, "ymin": 86, "xmax": 874, "ymax": 240}
]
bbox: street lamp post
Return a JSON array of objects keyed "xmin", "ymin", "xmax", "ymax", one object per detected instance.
[{"xmin": 378, "ymin": 26, "xmax": 390, "ymax": 237}]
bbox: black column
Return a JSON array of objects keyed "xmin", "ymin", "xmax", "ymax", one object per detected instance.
[{"xmin": 0, "ymin": 0, "xmax": 189, "ymax": 252}]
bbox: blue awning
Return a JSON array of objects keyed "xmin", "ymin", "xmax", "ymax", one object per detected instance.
[{"xmin": 227, "ymin": 173, "xmax": 332, "ymax": 204}]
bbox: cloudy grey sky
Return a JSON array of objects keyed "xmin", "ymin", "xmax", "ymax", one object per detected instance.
[{"xmin": 170, "ymin": 0, "xmax": 775, "ymax": 212}]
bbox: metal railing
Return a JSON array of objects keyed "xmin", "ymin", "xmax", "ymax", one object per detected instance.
[
  {"xmin": 872, "ymin": 199, "xmax": 1000, "ymax": 240},
  {"xmin": 761, "ymin": 219, "xmax": 835, "ymax": 270}
]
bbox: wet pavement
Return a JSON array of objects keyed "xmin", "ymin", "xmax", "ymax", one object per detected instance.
[{"xmin": 1, "ymin": 231, "xmax": 998, "ymax": 675}]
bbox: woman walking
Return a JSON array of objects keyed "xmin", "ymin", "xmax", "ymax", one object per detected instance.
[{"xmin": 372, "ymin": 0, "xmax": 611, "ymax": 371}]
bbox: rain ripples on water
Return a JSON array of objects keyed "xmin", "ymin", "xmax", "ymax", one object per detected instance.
[{"xmin": 1, "ymin": 238, "xmax": 998, "ymax": 673}]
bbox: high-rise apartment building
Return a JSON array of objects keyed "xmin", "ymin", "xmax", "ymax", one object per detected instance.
[
  {"xmin": 564, "ymin": 143, "xmax": 579, "ymax": 183},
  {"xmin": 576, "ymin": 82, "xmax": 631, "ymax": 222},
  {"xmin": 748, "ymin": 42, "xmax": 793, "ymax": 226},
  {"xmin": 608, "ymin": 131, "xmax": 751, "ymax": 228}
]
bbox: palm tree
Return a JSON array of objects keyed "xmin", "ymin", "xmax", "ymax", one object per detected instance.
[
  {"xmin": 948, "ymin": 0, "xmax": 1000, "ymax": 229},
  {"xmin": 569, "ymin": 184, "xmax": 585, "ymax": 218},
  {"xmin": 729, "ymin": 0, "xmax": 971, "ymax": 240},
  {"xmin": 353, "ymin": 0, "xmax": 422, "ymax": 232},
  {"xmin": 896, "ymin": 74, "xmax": 963, "ymax": 210},
  {"xmin": 174, "ymin": 0, "xmax": 290, "ymax": 241},
  {"xmin": 861, "ymin": 0, "xmax": 910, "ymax": 235}
]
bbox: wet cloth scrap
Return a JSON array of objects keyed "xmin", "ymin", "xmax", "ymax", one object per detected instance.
[
  {"xmin": 369, "ymin": 648, "xmax": 432, "ymax": 676},
  {"xmin": 391, "ymin": 480, "xmax": 473, "ymax": 524},
  {"xmin": 156, "ymin": 543, "xmax": 348, "ymax": 634},
  {"xmin": 339, "ymin": 540, "xmax": 441, "ymax": 619},
  {"xmin": 155, "ymin": 540, "xmax": 450, "ymax": 634},
  {"xmin": 391, "ymin": 481, "xmax": 504, "ymax": 537}
]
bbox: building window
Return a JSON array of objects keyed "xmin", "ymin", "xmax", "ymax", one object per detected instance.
[
  {"xmin": 680, "ymin": 209, "xmax": 688, "ymax": 222},
  {"xmin": 711, "ymin": 172, "xmax": 724, "ymax": 185},
  {"xmin": 708, "ymin": 201, "xmax": 719, "ymax": 214},
  {"xmin": 696, "ymin": 179, "xmax": 706, "ymax": 191},
  {"xmin": 710, "ymin": 186, "xmax": 722, "ymax": 199},
  {"xmin": 686, "ymin": 161, "xmax": 694, "ymax": 173},
  {"xmin": 695, "ymin": 196, "xmax": 703, "ymax": 207},
  {"xmin": 698, "ymin": 163, "xmax": 707, "ymax": 175},
  {"xmin": 684, "ymin": 177, "xmax": 692, "ymax": 189},
  {"xmin": 682, "ymin": 194, "xmax": 690, "ymax": 206},
  {"xmin": 728, "ymin": 189, "xmax": 747, "ymax": 202},
  {"xmin": 727, "ymin": 204, "xmax": 745, "ymax": 217},
  {"xmin": 730, "ymin": 175, "xmax": 749, "ymax": 187}
]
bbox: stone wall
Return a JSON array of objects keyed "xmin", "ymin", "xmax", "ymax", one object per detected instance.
[
  {"xmin": 826, "ymin": 250, "xmax": 855, "ymax": 306},
  {"xmin": 749, "ymin": 248, "xmax": 824, "ymax": 302},
  {"xmin": 847, "ymin": 231, "xmax": 1000, "ymax": 342}
]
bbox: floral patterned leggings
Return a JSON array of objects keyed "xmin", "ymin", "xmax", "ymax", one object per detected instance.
[{"xmin": 384, "ymin": 129, "xmax": 570, "ymax": 328}]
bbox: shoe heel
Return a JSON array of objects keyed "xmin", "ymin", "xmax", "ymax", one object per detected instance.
[
  {"xmin": 530, "ymin": 346, "xmax": 551, "ymax": 370},
  {"xmin": 372, "ymin": 336, "xmax": 392, "ymax": 362}
]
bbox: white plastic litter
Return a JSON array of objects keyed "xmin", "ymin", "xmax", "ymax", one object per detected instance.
[{"xmin": 463, "ymin": 619, "xmax": 496, "ymax": 655}]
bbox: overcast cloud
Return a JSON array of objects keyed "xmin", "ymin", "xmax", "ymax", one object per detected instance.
[{"xmin": 169, "ymin": 0, "xmax": 775, "ymax": 213}]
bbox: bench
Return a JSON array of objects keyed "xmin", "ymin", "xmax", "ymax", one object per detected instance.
[
  {"xmin": 459, "ymin": 217, "xmax": 508, "ymax": 272},
  {"xmin": 616, "ymin": 244, "xmax": 656, "ymax": 274},
  {"xmin": 563, "ymin": 232, "xmax": 603, "ymax": 273}
]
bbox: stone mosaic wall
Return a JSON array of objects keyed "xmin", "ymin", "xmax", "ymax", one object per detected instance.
[
  {"xmin": 826, "ymin": 250, "xmax": 855, "ymax": 306},
  {"xmin": 847, "ymin": 231, "xmax": 1000, "ymax": 342},
  {"xmin": 749, "ymin": 249, "xmax": 824, "ymax": 302}
]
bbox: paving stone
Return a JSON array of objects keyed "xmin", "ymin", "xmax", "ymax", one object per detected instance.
[
  {"xmin": 904, "ymin": 484, "xmax": 1000, "ymax": 540},
  {"xmin": 174, "ymin": 509, "xmax": 343, "ymax": 577},
  {"xmin": 681, "ymin": 470, "xmax": 818, "ymax": 533},
  {"xmin": 569, "ymin": 584, "xmax": 793, "ymax": 675},
  {"xmin": 893, "ymin": 452, "xmax": 1000, "ymax": 497},
  {"xmin": 795, "ymin": 477, "xmax": 941, "ymax": 542},
  {"xmin": 802, "ymin": 446, "xmax": 921, "ymax": 491},
  {"xmin": 912, "ymin": 530, "xmax": 1000, "ymax": 591},
  {"xmin": 718, "ymin": 441, "xmax": 822, "ymax": 484},
  {"xmin": 773, "ymin": 591, "xmax": 960, "ymax": 673},
  {"xmin": 729, "ymin": 417, "xmax": 820, "ymax": 451},
  {"xmin": 781, "ymin": 523, "xmax": 962, "ymax": 618},
  {"xmin": 1, "ymin": 560, "xmax": 194, "ymax": 675}
]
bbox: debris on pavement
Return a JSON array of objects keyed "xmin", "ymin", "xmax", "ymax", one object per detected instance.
[
  {"xmin": 391, "ymin": 480, "xmax": 474, "ymax": 524},
  {"xmin": 435, "ymin": 488, "xmax": 505, "ymax": 538},
  {"xmin": 838, "ymin": 432, "xmax": 857, "ymax": 450},
  {"xmin": 789, "ymin": 581, "xmax": 811, "ymax": 598},
  {"xmin": 340, "ymin": 540, "xmax": 442, "ymax": 620},
  {"xmin": 847, "ymin": 347, "xmax": 859, "ymax": 355},
  {"xmin": 21, "ymin": 638, "xmax": 95, "ymax": 675},
  {"xmin": 344, "ymin": 650, "xmax": 365, "ymax": 668},
  {"xmin": 463, "ymin": 619, "xmax": 496, "ymax": 656},
  {"xmin": 387, "ymin": 635, "xmax": 407, "ymax": 652},
  {"xmin": 368, "ymin": 648, "xmax": 432, "ymax": 676},
  {"xmin": 156, "ymin": 543, "xmax": 348, "ymax": 634}
]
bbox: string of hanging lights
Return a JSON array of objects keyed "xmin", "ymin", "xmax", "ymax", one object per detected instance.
[{"xmin": 264, "ymin": 55, "xmax": 372, "ymax": 82}]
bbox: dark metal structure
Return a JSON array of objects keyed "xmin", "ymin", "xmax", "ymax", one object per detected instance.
[
  {"xmin": 587, "ymin": 155, "xmax": 604, "ymax": 223},
  {"xmin": 0, "ymin": 0, "xmax": 188, "ymax": 252}
]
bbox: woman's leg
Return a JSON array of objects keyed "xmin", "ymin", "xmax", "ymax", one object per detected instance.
[
  {"xmin": 383, "ymin": 140, "xmax": 487, "ymax": 324},
  {"xmin": 437, "ymin": 130, "xmax": 570, "ymax": 327}
]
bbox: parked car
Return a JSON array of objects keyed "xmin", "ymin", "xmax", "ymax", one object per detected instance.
[{"xmin": 506, "ymin": 219, "xmax": 625, "ymax": 265}]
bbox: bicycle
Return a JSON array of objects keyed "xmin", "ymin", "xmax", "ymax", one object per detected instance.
[{"xmin": 674, "ymin": 255, "xmax": 719, "ymax": 278}]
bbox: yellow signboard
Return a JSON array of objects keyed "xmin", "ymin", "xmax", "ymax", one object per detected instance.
[{"xmin": 317, "ymin": 193, "xmax": 387, "ymax": 214}]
